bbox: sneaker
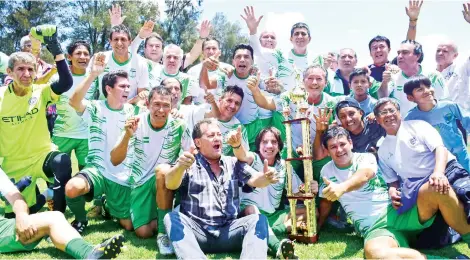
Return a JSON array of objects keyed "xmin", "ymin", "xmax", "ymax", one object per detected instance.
[
  {"xmin": 87, "ymin": 205, "xmax": 103, "ymax": 218},
  {"xmin": 156, "ymin": 233, "xmax": 175, "ymax": 255},
  {"xmin": 276, "ymin": 238, "xmax": 298, "ymax": 259},
  {"xmin": 86, "ymin": 234, "xmax": 126, "ymax": 259},
  {"xmin": 71, "ymin": 219, "xmax": 88, "ymax": 234},
  {"xmin": 101, "ymin": 196, "xmax": 111, "ymax": 220}
]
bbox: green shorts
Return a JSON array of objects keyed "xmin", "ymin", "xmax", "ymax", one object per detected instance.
[
  {"xmin": 130, "ymin": 175, "xmax": 158, "ymax": 230},
  {"xmin": 52, "ymin": 136, "xmax": 88, "ymax": 167},
  {"xmin": 0, "ymin": 217, "xmax": 41, "ymax": 253},
  {"xmin": 364, "ymin": 205, "xmax": 435, "ymax": 247},
  {"xmin": 245, "ymin": 118, "xmax": 272, "ymax": 151},
  {"xmin": 263, "ymin": 209, "xmax": 289, "ymax": 236},
  {"xmin": 1, "ymin": 151, "xmax": 54, "ymax": 213},
  {"xmin": 81, "ymin": 167, "xmax": 131, "ymax": 219}
]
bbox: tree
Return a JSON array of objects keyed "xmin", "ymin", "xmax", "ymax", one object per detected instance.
[{"xmin": 210, "ymin": 12, "xmax": 248, "ymax": 63}]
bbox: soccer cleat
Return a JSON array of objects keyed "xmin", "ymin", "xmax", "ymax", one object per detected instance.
[
  {"xmin": 276, "ymin": 238, "xmax": 298, "ymax": 259},
  {"xmin": 156, "ymin": 233, "xmax": 175, "ymax": 255},
  {"xmin": 86, "ymin": 234, "xmax": 126, "ymax": 259},
  {"xmin": 71, "ymin": 219, "xmax": 89, "ymax": 234}
]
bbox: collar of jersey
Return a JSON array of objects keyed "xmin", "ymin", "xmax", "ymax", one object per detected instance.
[
  {"xmin": 401, "ymin": 65, "xmax": 422, "ymax": 79},
  {"xmin": 112, "ymin": 52, "xmax": 132, "ymax": 66},
  {"xmin": 105, "ymin": 100, "xmax": 124, "ymax": 111},
  {"xmin": 147, "ymin": 113, "xmax": 168, "ymax": 132},
  {"xmin": 234, "ymin": 71, "xmax": 249, "ymax": 80},
  {"xmin": 312, "ymin": 92, "xmax": 324, "ymax": 106},
  {"xmin": 291, "ymin": 49, "xmax": 307, "ymax": 57},
  {"xmin": 163, "ymin": 70, "xmax": 179, "ymax": 78}
]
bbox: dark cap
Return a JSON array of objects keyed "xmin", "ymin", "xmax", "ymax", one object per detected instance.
[{"xmin": 335, "ymin": 98, "xmax": 363, "ymax": 117}]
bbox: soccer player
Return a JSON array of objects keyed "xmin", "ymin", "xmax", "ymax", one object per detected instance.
[
  {"xmin": 87, "ymin": 23, "xmax": 150, "ymax": 101},
  {"xmin": 162, "ymin": 118, "xmax": 277, "ymax": 259},
  {"xmin": 65, "ymin": 54, "xmax": 136, "ymax": 233},
  {"xmin": 0, "ymin": 168, "xmax": 125, "ymax": 259},
  {"xmin": 53, "ymin": 40, "xmax": 94, "ymax": 171},
  {"xmin": 201, "ymin": 44, "xmax": 278, "ymax": 150},
  {"xmin": 110, "ymin": 86, "xmax": 192, "ymax": 253},
  {"xmin": 378, "ymin": 40, "xmax": 447, "ymax": 114},
  {"xmin": 0, "ymin": 25, "xmax": 73, "ymax": 215}
]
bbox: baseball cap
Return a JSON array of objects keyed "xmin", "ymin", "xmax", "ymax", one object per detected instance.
[{"xmin": 334, "ymin": 98, "xmax": 363, "ymax": 118}]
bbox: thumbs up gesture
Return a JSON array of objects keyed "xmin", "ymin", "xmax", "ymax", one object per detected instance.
[
  {"xmin": 263, "ymin": 159, "xmax": 279, "ymax": 184},
  {"xmin": 226, "ymin": 125, "xmax": 243, "ymax": 148},
  {"xmin": 246, "ymin": 71, "xmax": 261, "ymax": 92},
  {"xmin": 177, "ymin": 145, "xmax": 197, "ymax": 169},
  {"xmin": 321, "ymin": 176, "xmax": 345, "ymax": 202},
  {"xmin": 203, "ymin": 50, "xmax": 221, "ymax": 71}
]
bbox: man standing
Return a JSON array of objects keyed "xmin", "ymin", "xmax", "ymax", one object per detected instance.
[
  {"xmin": 162, "ymin": 118, "xmax": 277, "ymax": 259},
  {"xmin": 0, "ymin": 25, "xmax": 73, "ymax": 215}
]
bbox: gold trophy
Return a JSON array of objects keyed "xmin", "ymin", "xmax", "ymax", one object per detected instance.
[{"xmin": 282, "ymin": 67, "xmax": 318, "ymax": 243}]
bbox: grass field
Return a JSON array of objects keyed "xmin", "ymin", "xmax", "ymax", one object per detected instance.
[{"xmin": 2, "ymin": 153, "xmax": 470, "ymax": 259}]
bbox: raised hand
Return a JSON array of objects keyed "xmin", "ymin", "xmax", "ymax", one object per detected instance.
[
  {"xmin": 240, "ymin": 6, "xmax": 263, "ymax": 34},
  {"xmin": 91, "ymin": 53, "xmax": 107, "ymax": 76},
  {"xmin": 313, "ymin": 107, "xmax": 333, "ymax": 133},
  {"xmin": 203, "ymin": 50, "xmax": 221, "ymax": 71},
  {"xmin": 226, "ymin": 125, "xmax": 242, "ymax": 148},
  {"xmin": 199, "ymin": 20, "xmax": 211, "ymax": 39},
  {"xmin": 321, "ymin": 177, "xmax": 345, "ymax": 201},
  {"xmin": 204, "ymin": 91, "xmax": 216, "ymax": 104},
  {"xmin": 177, "ymin": 145, "xmax": 197, "ymax": 169},
  {"xmin": 265, "ymin": 68, "xmax": 283, "ymax": 95},
  {"xmin": 124, "ymin": 117, "xmax": 140, "ymax": 137},
  {"xmin": 463, "ymin": 2, "xmax": 470, "ymax": 24},
  {"xmin": 246, "ymin": 71, "xmax": 261, "ymax": 92},
  {"xmin": 263, "ymin": 159, "xmax": 279, "ymax": 184},
  {"xmin": 109, "ymin": 4, "xmax": 127, "ymax": 27},
  {"xmin": 406, "ymin": 0, "xmax": 423, "ymax": 21},
  {"xmin": 382, "ymin": 64, "xmax": 392, "ymax": 85},
  {"xmin": 139, "ymin": 20, "xmax": 155, "ymax": 39},
  {"xmin": 170, "ymin": 108, "xmax": 184, "ymax": 119}
]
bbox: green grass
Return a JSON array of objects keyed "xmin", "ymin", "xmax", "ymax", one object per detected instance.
[{"xmin": 3, "ymin": 150, "xmax": 470, "ymax": 259}]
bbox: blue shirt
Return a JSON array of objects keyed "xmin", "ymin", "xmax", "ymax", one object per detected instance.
[
  {"xmin": 404, "ymin": 100, "xmax": 470, "ymax": 172},
  {"xmin": 179, "ymin": 153, "xmax": 256, "ymax": 228},
  {"xmin": 354, "ymin": 95, "xmax": 377, "ymax": 115},
  {"xmin": 368, "ymin": 62, "xmax": 389, "ymax": 82}
]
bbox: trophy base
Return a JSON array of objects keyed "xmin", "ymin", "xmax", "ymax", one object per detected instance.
[
  {"xmin": 287, "ymin": 195, "xmax": 315, "ymax": 200},
  {"xmin": 288, "ymin": 233, "xmax": 319, "ymax": 244}
]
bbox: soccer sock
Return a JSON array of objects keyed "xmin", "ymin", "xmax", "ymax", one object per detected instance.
[
  {"xmin": 267, "ymin": 227, "xmax": 280, "ymax": 256},
  {"xmin": 157, "ymin": 208, "xmax": 171, "ymax": 234},
  {"xmin": 66, "ymin": 196, "xmax": 87, "ymax": 222},
  {"xmin": 65, "ymin": 238, "xmax": 94, "ymax": 259},
  {"xmin": 425, "ymin": 254, "xmax": 444, "ymax": 259},
  {"xmin": 461, "ymin": 232, "xmax": 470, "ymax": 244}
]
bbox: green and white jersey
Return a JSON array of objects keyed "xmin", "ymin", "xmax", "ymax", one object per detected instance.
[
  {"xmin": 275, "ymin": 91, "xmax": 339, "ymax": 149},
  {"xmin": 286, "ymin": 49, "xmax": 315, "ymax": 80},
  {"xmin": 147, "ymin": 59, "xmax": 163, "ymax": 87},
  {"xmin": 249, "ymin": 34, "xmax": 296, "ymax": 91},
  {"xmin": 388, "ymin": 65, "xmax": 447, "ymax": 114},
  {"xmin": 89, "ymin": 51, "xmax": 150, "ymax": 100},
  {"xmin": 82, "ymin": 100, "xmax": 136, "ymax": 186},
  {"xmin": 241, "ymin": 153, "xmax": 302, "ymax": 214},
  {"xmin": 53, "ymin": 73, "xmax": 96, "ymax": 139},
  {"xmin": 319, "ymin": 153, "xmax": 390, "ymax": 236},
  {"xmin": 216, "ymin": 72, "xmax": 271, "ymax": 125},
  {"xmin": 219, "ymin": 117, "xmax": 249, "ymax": 157},
  {"xmin": 149, "ymin": 68, "xmax": 199, "ymax": 104},
  {"xmin": 126, "ymin": 112, "xmax": 193, "ymax": 187},
  {"xmin": 0, "ymin": 52, "xmax": 8, "ymax": 74},
  {"xmin": 187, "ymin": 62, "xmax": 234, "ymax": 104}
]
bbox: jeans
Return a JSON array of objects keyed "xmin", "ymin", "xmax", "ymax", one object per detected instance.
[{"xmin": 164, "ymin": 211, "xmax": 268, "ymax": 259}]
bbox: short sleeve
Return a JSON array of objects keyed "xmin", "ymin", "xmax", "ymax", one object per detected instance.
[
  {"xmin": 414, "ymin": 120, "xmax": 444, "ymax": 152},
  {"xmin": 356, "ymin": 153, "xmax": 378, "ymax": 174}
]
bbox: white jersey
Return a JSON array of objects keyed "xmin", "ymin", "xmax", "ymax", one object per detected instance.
[
  {"xmin": 187, "ymin": 62, "xmax": 233, "ymax": 104},
  {"xmin": 388, "ymin": 66, "xmax": 447, "ymax": 114},
  {"xmin": 149, "ymin": 67, "xmax": 199, "ymax": 104},
  {"xmin": 275, "ymin": 91, "xmax": 339, "ymax": 150},
  {"xmin": 53, "ymin": 73, "xmax": 94, "ymax": 139},
  {"xmin": 126, "ymin": 113, "xmax": 193, "ymax": 187},
  {"xmin": 82, "ymin": 100, "xmax": 136, "ymax": 186},
  {"xmin": 441, "ymin": 58, "xmax": 470, "ymax": 110},
  {"xmin": 249, "ymin": 34, "xmax": 296, "ymax": 91},
  {"xmin": 319, "ymin": 153, "xmax": 390, "ymax": 236},
  {"xmin": 241, "ymin": 153, "xmax": 302, "ymax": 214},
  {"xmin": 378, "ymin": 120, "xmax": 456, "ymax": 183},
  {"xmin": 0, "ymin": 168, "xmax": 16, "ymax": 197},
  {"xmin": 286, "ymin": 49, "xmax": 315, "ymax": 79},
  {"xmin": 89, "ymin": 51, "xmax": 150, "ymax": 100}
]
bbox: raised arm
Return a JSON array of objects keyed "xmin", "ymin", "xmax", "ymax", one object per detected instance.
[
  {"xmin": 405, "ymin": 0, "xmax": 423, "ymax": 40},
  {"xmin": 246, "ymin": 159, "xmax": 279, "ymax": 188},
  {"xmin": 321, "ymin": 167, "xmax": 375, "ymax": 202},
  {"xmin": 203, "ymin": 92, "xmax": 221, "ymax": 118},
  {"xmin": 182, "ymin": 20, "xmax": 211, "ymax": 70},
  {"xmin": 226, "ymin": 126, "xmax": 255, "ymax": 164},
  {"xmin": 246, "ymin": 72, "xmax": 277, "ymax": 110},
  {"xmin": 313, "ymin": 108, "xmax": 332, "ymax": 160},
  {"xmin": 199, "ymin": 53, "xmax": 221, "ymax": 90},
  {"xmin": 110, "ymin": 117, "xmax": 139, "ymax": 166},
  {"xmin": 464, "ymin": 2, "xmax": 470, "ymax": 24},
  {"xmin": 165, "ymin": 147, "xmax": 196, "ymax": 190},
  {"xmin": 69, "ymin": 53, "xmax": 106, "ymax": 113}
]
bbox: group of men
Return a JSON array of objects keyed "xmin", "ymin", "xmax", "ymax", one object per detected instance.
[{"xmin": 1, "ymin": 1, "xmax": 470, "ymax": 259}]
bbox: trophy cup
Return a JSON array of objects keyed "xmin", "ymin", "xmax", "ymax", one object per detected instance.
[{"xmin": 282, "ymin": 67, "xmax": 318, "ymax": 243}]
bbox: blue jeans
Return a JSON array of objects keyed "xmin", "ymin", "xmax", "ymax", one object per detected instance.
[{"xmin": 164, "ymin": 211, "xmax": 268, "ymax": 259}]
